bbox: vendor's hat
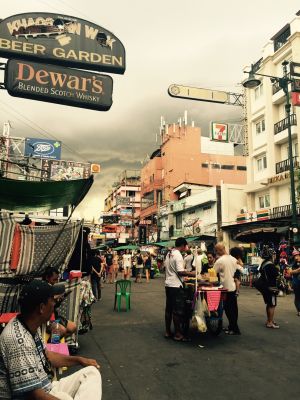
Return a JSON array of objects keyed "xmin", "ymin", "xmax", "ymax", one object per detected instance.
[{"xmin": 19, "ymin": 279, "xmax": 65, "ymax": 308}]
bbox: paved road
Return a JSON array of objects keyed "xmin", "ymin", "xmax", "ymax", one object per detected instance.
[{"xmin": 77, "ymin": 278, "xmax": 299, "ymax": 400}]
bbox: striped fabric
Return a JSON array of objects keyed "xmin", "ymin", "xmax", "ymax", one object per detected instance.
[
  {"xmin": 16, "ymin": 221, "xmax": 82, "ymax": 277},
  {"xmin": 0, "ymin": 214, "xmax": 16, "ymax": 274},
  {"xmin": 206, "ymin": 291, "xmax": 221, "ymax": 311},
  {"xmin": 0, "ymin": 282, "xmax": 21, "ymax": 313}
]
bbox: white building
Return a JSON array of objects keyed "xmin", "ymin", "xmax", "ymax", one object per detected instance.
[
  {"xmin": 159, "ymin": 183, "xmax": 246, "ymax": 242},
  {"xmin": 243, "ymin": 12, "xmax": 300, "ymax": 222}
]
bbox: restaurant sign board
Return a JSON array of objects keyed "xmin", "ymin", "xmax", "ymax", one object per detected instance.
[
  {"xmin": 5, "ymin": 59, "xmax": 113, "ymax": 111},
  {"xmin": 0, "ymin": 13, "xmax": 125, "ymax": 74}
]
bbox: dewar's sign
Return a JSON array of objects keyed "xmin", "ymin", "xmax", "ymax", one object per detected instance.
[
  {"xmin": 5, "ymin": 59, "xmax": 113, "ymax": 111},
  {"xmin": 0, "ymin": 13, "xmax": 125, "ymax": 74}
]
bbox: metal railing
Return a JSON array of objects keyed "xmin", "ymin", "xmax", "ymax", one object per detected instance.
[
  {"xmin": 270, "ymin": 204, "xmax": 300, "ymax": 219},
  {"xmin": 274, "ymin": 26, "xmax": 290, "ymax": 52},
  {"xmin": 275, "ymin": 156, "xmax": 299, "ymax": 174},
  {"xmin": 274, "ymin": 113, "xmax": 297, "ymax": 135}
]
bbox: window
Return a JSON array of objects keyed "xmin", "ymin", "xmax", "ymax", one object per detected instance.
[
  {"xmin": 176, "ymin": 213, "xmax": 182, "ymax": 229},
  {"xmin": 212, "ymin": 163, "xmax": 221, "ymax": 169},
  {"xmin": 126, "ymin": 190, "xmax": 135, "ymax": 198},
  {"xmin": 257, "ymin": 154, "xmax": 267, "ymax": 171},
  {"xmin": 202, "ymin": 163, "xmax": 209, "ymax": 168},
  {"xmin": 221, "ymin": 165, "xmax": 234, "ymax": 170},
  {"xmin": 258, "ymin": 194, "xmax": 270, "ymax": 209},
  {"xmin": 254, "ymin": 83, "xmax": 263, "ymax": 99},
  {"xmin": 237, "ymin": 166, "xmax": 247, "ymax": 171},
  {"xmin": 255, "ymin": 119, "xmax": 265, "ymax": 134}
]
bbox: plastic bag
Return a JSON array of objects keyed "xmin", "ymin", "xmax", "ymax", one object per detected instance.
[{"xmin": 191, "ymin": 297, "xmax": 207, "ymax": 333}]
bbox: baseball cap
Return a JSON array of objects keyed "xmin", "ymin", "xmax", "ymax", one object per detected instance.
[{"xmin": 19, "ymin": 279, "xmax": 65, "ymax": 309}]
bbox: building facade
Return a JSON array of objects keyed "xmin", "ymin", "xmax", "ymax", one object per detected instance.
[
  {"xmin": 222, "ymin": 12, "xmax": 300, "ymax": 246},
  {"xmin": 244, "ymin": 16, "xmax": 300, "ymax": 220},
  {"xmin": 102, "ymin": 170, "xmax": 141, "ymax": 244},
  {"xmin": 139, "ymin": 119, "xmax": 247, "ymax": 241}
]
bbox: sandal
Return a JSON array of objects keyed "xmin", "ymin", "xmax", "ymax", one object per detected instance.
[
  {"xmin": 164, "ymin": 333, "xmax": 173, "ymax": 339},
  {"xmin": 266, "ymin": 323, "xmax": 280, "ymax": 329}
]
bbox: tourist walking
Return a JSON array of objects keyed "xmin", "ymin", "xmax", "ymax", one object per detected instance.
[
  {"xmin": 135, "ymin": 250, "xmax": 144, "ymax": 283},
  {"xmin": 105, "ymin": 248, "xmax": 114, "ymax": 284},
  {"xmin": 122, "ymin": 249, "xmax": 132, "ymax": 280},
  {"xmin": 259, "ymin": 246, "xmax": 280, "ymax": 329},
  {"xmin": 214, "ymin": 242, "xmax": 243, "ymax": 335},
  {"xmin": 144, "ymin": 252, "xmax": 152, "ymax": 282},
  {"xmin": 290, "ymin": 250, "xmax": 300, "ymax": 316},
  {"xmin": 164, "ymin": 237, "xmax": 195, "ymax": 342},
  {"xmin": 113, "ymin": 251, "xmax": 119, "ymax": 282}
]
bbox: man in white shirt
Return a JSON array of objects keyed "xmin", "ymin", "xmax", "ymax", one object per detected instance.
[
  {"xmin": 214, "ymin": 242, "xmax": 243, "ymax": 335},
  {"xmin": 165, "ymin": 237, "xmax": 195, "ymax": 342}
]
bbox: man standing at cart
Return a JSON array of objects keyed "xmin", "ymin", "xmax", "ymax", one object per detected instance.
[
  {"xmin": 164, "ymin": 237, "xmax": 196, "ymax": 342},
  {"xmin": 214, "ymin": 242, "xmax": 243, "ymax": 336}
]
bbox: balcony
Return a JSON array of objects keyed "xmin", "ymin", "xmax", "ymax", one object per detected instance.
[
  {"xmin": 141, "ymin": 179, "xmax": 163, "ymax": 195},
  {"xmin": 275, "ymin": 157, "xmax": 299, "ymax": 174},
  {"xmin": 270, "ymin": 204, "xmax": 300, "ymax": 219},
  {"xmin": 274, "ymin": 114, "xmax": 297, "ymax": 135}
]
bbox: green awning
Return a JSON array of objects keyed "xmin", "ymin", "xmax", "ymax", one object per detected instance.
[
  {"xmin": 114, "ymin": 244, "xmax": 140, "ymax": 251},
  {"xmin": 0, "ymin": 176, "xmax": 93, "ymax": 212}
]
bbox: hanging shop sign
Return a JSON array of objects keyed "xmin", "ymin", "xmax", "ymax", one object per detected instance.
[
  {"xmin": 139, "ymin": 225, "xmax": 147, "ymax": 245},
  {"xmin": 102, "ymin": 225, "xmax": 118, "ymax": 233},
  {"xmin": 41, "ymin": 159, "xmax": 90, "ymax": 181},
  {"xmin": 0, "ymin": 13, "xmax": 125, "ymax": 74},
  {"xmin": 24, "ymin": 137, "xmax": 61, "ymax": 159},
  {"xmin": 211, "ymin": 122, "xmax": 228, "ymax": 142},
  {"xmin": 267, "ymin": 171, "xmax": 290, "ymax": 185},
  {"xmin": 102, "ymin": 215, "xmax": 119, "ymax": 224},
  {"xmin": 291, "ymin": 92, "xmax": 300, "ymax": 107},
  {"xmin": 5, "ymin": 59, "xmax": 113, "ymax": 111}
]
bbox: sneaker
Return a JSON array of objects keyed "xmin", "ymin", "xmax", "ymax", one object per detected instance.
[
  {"xmin": 266, "ymin": 323, "xmax": 280, "ymax": 329},
  {"xmin": 226, "ymin": 330, "xmax": 241, "ymax": 336}
]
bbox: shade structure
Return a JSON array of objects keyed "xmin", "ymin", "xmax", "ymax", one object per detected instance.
[
  {"xmin": 0, "ymin": 176, "xmax": 94, "ymax": 212},
  {"xmin": 152, "ymin": 236, "xmax": 204, "ymax": 248},
  {"xmin": 114, "ymin": 244, "xmax": 140, "ymax": 251}
]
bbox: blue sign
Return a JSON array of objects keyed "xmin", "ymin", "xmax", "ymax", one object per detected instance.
[{"xmin": 25, "ymin": 138, "xmax": 62, "ymax": 160}]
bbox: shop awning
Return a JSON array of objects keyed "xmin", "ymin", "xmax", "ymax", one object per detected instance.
[
  {"xmin": 0, "ymin": 176, "xmax": 93, "ymax": 212},
  {"xmin": 234, "ymin": 226, "xmax": 289, "ymax": 242}
]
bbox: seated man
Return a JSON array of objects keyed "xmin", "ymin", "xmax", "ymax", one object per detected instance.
[
  {"xmin": 43, "ymin": 266, "xmax": 77, "ymax": 338},
  {"xmin": 0, "ymin": 280, "xmax": 102, "ymax": 400}
]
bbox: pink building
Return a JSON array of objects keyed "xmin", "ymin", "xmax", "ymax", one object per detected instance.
[{"xmin": 140, "ymin": 122, "xmax": 246, "ymax": 225}]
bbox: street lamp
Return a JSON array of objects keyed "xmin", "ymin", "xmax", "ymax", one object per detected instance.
[{"xmin": 243, "ymin": 61, "xmax": 299, "ymax": 245}]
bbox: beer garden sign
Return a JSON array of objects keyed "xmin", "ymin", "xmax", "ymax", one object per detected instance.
[{"xmin": 0, "ymin": 12, "xmax": 126, "ymax": 111}]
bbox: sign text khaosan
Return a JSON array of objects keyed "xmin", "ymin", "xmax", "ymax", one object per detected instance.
[
  {"xmin": 0, "ymin": 13, "xmax": 125, "ymax": 74},
  {"xmin": 5, "ymin": 59, "xmax": 113, "ymax": 111}
]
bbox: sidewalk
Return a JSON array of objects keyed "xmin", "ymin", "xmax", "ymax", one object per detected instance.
[{"xmin": 77, "ymin": 277, "xmax": 300, "ymax": 400}]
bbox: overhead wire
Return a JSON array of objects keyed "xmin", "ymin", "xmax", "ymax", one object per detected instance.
[{"xmin": 0, "ymin": 100, "xmax": 89, "ymax": 163}]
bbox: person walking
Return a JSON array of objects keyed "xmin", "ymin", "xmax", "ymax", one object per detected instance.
[
  {"xmin": 90, "ymin": 250, "xmax": 102, "ymax": 301},
  {"xmin": 144, "ymin": 252, "xmax": 152, "ymax": 282},
  {"xmin": 105, "ymin": 248, "xmax": 114, "ymax": 284},
  {"xmin": 164, "ymin": 237, "xmax": 195, "ymax": 341},
  {"xmin": 122, "ymin": 249, "xmax": 132, "ymax": 280},
  {"xmin": 135, "ymin": 250, "xmax": 144, "ymax": 283},
  {"xmin": 259, "ymin": 246, "xmax": 280, "ymax": 329},
  {"xmin": 113, "ymin": 251, "xmax": 119, "ymax": 282},
  {"xmin": 214, "ymin": 242, "xmax": 243, "ymax": 335},
  {"xmin": 289, "ymin": 250, "xmax": 300, "ymax": 316},
  {"xmin": 229, "ymin": 247, "xmax": 244, "ymax": 295}
]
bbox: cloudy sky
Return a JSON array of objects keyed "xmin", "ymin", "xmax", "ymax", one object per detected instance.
[{"xmin": 1, "ymin": 0, "xmax": 299, "ymax": 220}]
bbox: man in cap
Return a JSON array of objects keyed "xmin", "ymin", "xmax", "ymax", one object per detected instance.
[{"xmin": 0, "ymin": 280, "xmax": 102, "ymax": 400}]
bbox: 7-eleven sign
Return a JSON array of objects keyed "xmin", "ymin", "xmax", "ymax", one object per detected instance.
[{"xmin": 211, "ymin": 122, "xmax": 228, "ymax": 142}]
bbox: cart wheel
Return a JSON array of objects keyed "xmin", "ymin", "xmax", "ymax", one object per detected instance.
[{"xmin": 206, "ymin": 317, "xmax": 223, "ymax": 336}]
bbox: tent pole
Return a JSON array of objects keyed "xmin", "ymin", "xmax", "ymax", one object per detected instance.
[{"xmin": 79, "ymin": 219, "xmax": 84, "ymax": 272}]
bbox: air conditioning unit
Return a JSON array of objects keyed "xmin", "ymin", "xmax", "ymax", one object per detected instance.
[{"xmin": 240, "ymin": 207, "xmax": 248, "ymax": 213}]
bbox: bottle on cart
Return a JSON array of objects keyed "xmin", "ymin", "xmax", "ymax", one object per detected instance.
[{"xmin": 51, "ymin": 320, "xmax": 61, "ymax": 344}]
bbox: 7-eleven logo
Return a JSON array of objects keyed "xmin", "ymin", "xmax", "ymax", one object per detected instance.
[{"xmin": 211, "ymin": 123, "xmax": 228, "ymax": 142}]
